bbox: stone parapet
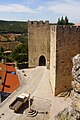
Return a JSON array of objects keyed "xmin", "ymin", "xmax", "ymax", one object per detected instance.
[{"xmin": 28, "ymin": 20, "xmax": 49, "ymax": 26}]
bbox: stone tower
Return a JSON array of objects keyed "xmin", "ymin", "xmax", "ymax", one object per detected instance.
[
  {"xmin": 28, "ymin": 21, "xmax": 50, "ymax": 69},
  {"xmin": 50, "ymin": 25, "xmax": 80, "ymax": 95},
  {"xmin": 28, "ymin": 21, "xmax": 80, "ymax": 95}
]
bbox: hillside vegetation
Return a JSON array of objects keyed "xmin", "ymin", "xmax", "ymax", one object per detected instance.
[
  {"xmin": 0, "ymin": 20, "xmax": 28, "ymax": 66},
  {"xmin": 0, "ymin": 20, "xmax": 27, "ymax": 34},
  {"xmin": 0, "ymin": 20, "xmax": 28, "ymax": 44}
]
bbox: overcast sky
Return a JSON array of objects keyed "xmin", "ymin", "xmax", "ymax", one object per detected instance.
[{"xmin": 0, "ymin": 0, "xmax": 80, "ymax": 23}]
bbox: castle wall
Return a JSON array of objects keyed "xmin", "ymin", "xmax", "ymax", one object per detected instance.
[
  {"xmin": 55, "ymin": 25, "xmax": 80, "ymax": 95},
  {"xmin": 50, "ymin": 25, "xmax": 56, "ymax": 95},
  {"xmin": 28, "ymin": 21, "xmax": 50, "ymax": 68},
  {"xmin": 28, "ymin": 21, "xmax": 80, "ymax": 96}
]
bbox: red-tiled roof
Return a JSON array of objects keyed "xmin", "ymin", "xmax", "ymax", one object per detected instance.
[
  {"xmin": 6, "ymin": 65, "xmax": 16, "ymax": 72},
  {"xmin": 4, "ymin": 73, "xmax": 20, "ymax": 93},
  {"xmin": 0, "ymin": 63, "xmax": 6, "ymax": 71},
  {"xmin": 0, "ymin": 63, "xmax": 20, "ymax": 93}
]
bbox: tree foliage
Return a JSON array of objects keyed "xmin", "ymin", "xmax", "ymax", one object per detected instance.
[
  {"xmin": 12, "ymin": 44, "xmax": 28, "ymax": 62},
  {"xmin": 0, "ymin": 20, "xmax": 28, "ymax": 64},
  {"xmin": 57, "ymin": 16, "xmax": 74, "ymax": 25},
  {"xmin": 0, "ymin": 44, "xmax": 28, "ymax": 63},
  {"xmin": 14, "ymin": 44, "xmax": 28, "ymax": 53},
  {"xmin": 15, "ymin": 34, "xmax": 28, "ymax": 44},
  {"xmin": 0, "ymin": 20, "xmax": 28, "ymax": 34},
  {"xmin": 0, "ymin": 47, "xmax": 4, "ymax": 52}
]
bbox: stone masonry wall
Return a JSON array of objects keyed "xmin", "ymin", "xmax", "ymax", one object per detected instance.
[
  {"xmin": 55, "ymin": 25, "xmax": 80, "ymax": 95},
  {"xmin": 28, "ymin": 21, "xmax": 50, "ymax": 68},
  {"xmin": 28, "ymin": 21, "xmax": 80, "ymax": 96},
  {"xmin": 50, "ymin": 25, "xmax": 57, "ymax": 95}
]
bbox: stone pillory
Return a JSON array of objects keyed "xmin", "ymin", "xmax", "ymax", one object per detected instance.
[{"xmin": 28, "ymin": 20, "xmax": 80, "ymax": 96}]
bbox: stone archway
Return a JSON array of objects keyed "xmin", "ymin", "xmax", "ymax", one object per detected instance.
[{"xmin": 39, "ymin": 55, "xmax": 46, "ymax": 66}]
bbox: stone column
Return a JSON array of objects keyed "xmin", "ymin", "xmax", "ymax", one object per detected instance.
[{"xmin": 71, "ymin": 54, "xmax": 80, "ymax": 119}]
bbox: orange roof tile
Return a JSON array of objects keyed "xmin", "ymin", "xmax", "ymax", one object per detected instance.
[
  {"xmin": 4, "ymin": 73, "xmax": 20, "ymax": 93},
  {"xmin": 0, "ymin": 63, "xmax": 20, "ymax": 93},
  {"xmin": 0, "ymin": 63, "xmax": 6, "ymax": 71},
  {"xmin": 6, "ymin": 65, "xmax": 16, "ymax": 72}
]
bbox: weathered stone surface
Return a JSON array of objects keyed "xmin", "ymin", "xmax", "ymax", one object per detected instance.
[
  {"xmin": 72, "ymin": 54, "xmax": 80, "ymax": 83},
  {"xmin": 54, "ymin": 54, "xmax": 80, "ymax": 120},
  {"xmin": 71, "ymin": 80, "xmax": 80, "ymax": 92},
  {"xmin": 71, "ymin": 90, "xmax": 80, "ymax": 100},
  {"xmin": 71, "ymin": 54, "xmax": 80, "ymax": 119},
  {"xmin": 72, "ymin": 54, "xmax": 80, "ymax": 66},
  {"xmin": 72, "ymin": 101, "xmax": 80, "ymax": 112},
  {"xmin": 55, "ymin": 54, "xmax": 80, "ymax": 120}
]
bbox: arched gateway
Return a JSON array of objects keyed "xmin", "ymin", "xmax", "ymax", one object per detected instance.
[{"xmin": 39, "ymin": 55, "xmax": 46, "ymax": 66}]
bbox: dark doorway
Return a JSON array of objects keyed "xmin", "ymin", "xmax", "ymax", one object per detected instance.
[{"xmin": 39, "ymin": 55, "xmax": 46, "ymax": 66}]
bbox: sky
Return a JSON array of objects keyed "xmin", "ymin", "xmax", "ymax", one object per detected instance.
[{"xmin": 0, "ymin": 0, "xmax": 80, "ymax": 23}]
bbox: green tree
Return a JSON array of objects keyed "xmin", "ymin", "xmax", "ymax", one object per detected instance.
[
  {"xmin": 57, "ymin": 18, "xmax": 61, "ymax": 25},
  {"xmin": 15, "ymin": 34, "xmax": 28, "ymax": 44},
  {"xmin": 65, "ymin": 16, "xmax": 68, "ymax": 25},
  {"xmin": 13, "ymin": 44, "xmax": 28, "ymax": 62},
  {"xmin": 57, "ymin": 16, "xmax": 74, "ymax": 25},
  {"xmin": 14, "ymin": 44, "xmax": 28, "ymax": 53},
  {"xmin": 0, "ymin": 47, "xmax": 4, "ymax": 53},
  {"xmin": 61, "ymin": 16, "xmax": 65, "ymax": 25},
  {"xmin": 0, "ymin": 44, "xmax": 28, "ymax": 63}
]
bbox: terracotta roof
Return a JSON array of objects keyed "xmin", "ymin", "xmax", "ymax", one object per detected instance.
[
  {"xmin": 0, "ymin": 63, "xmax": 6, "ymax": 70},
  {"xmin": 6, "ymin": 65, "xmax": 16, "ymax": 72},
  {"xmin": 4, "ymin": 73, "xmax": 20, "ymax": 93},
  {"xmin": 0, "ymin": 63, "xmax": 20, "ymax": 93}
]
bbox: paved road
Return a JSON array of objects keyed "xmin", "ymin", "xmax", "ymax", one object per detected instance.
[{"xmin": 0, "ymin": 66, "xmax": 53, "ymax": 120}]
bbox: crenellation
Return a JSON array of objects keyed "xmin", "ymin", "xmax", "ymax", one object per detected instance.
[
  {"xmin": 56, "ymin": 25, "xmax": 80, "ymax": 33},
  {"xmin": 28, "ymin": 21, "xmax": 38, "ymax": 26},
  {"xmin": 28, "ymin": 20, "xmax": 49, "ymax": 27},
  {"xmin": 28, "ymin": 20, "xmax": 50, "ymax": 31},
  {"xmin": 71, "ymin": 25, "xmax": 77, "ymax": 31},
  {"xmin": 70, "ymin": 25, "xmax": 80, "ymax": 31},
  {"xmin": 28, "ymin": 21, "xmax": 33, "ymax": 25},
  {"xmin": 39, "ymin": 21, "xmax": 44, "ymax": 25},
  {"xmin": 76, "ymin": 26, "xmax": 80, "ymax": 31},
  {"xmin": 45, "ymin": 20, "xmax": 49, "ymax": 24},
  {"xmin": 33, "ymin": 21, "xmax": 38, "ymax": 26}
]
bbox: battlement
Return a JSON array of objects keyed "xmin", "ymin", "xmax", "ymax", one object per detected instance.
[
  {"xmin": 28, "ymin": 20, "xmax": 49, "ymax": 26},
  {"xmin": 56, "ymin": 25, "xmax": 80, "ymax": 31}
]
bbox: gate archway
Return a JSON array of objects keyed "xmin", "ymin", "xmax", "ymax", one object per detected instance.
[{"xmin": 39, "ymin": 55, "xmax": 46, "ymax": 66}]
